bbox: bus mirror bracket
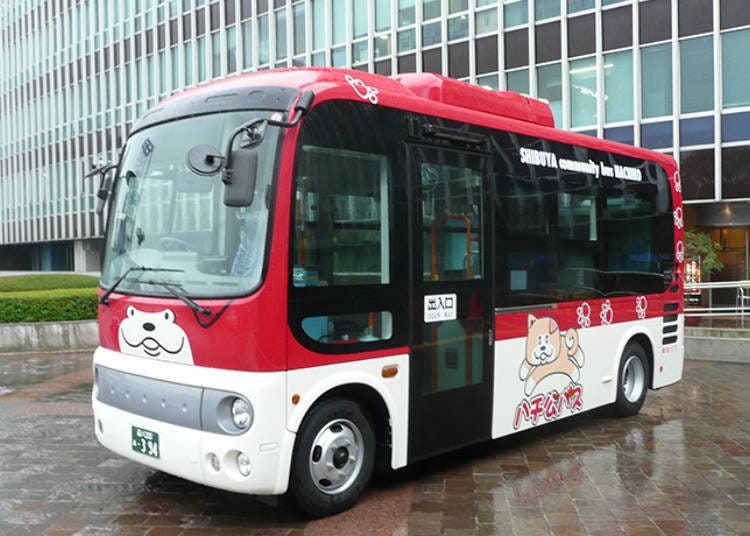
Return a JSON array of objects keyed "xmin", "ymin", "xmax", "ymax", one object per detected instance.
[{"xmin": 191, "ymin": 89, "xmax": 314, "ymax": 207}]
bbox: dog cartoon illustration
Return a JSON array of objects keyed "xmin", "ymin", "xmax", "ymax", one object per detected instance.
[
  {"xmin": 519, "ymin": 314, "xmax": 585, "ymax": 396},
  {"xmin": 118, "ymin": 306, "xmax": 193, "ymax": 364}
]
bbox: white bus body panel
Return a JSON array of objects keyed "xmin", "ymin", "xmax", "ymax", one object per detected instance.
[
  {"xmin": 285, "ymin": 353, "xmax": 410, "ymax": 470},
  {"xmin": 491, "ymin": 316, "xmax": 683, "ymax": 439}
]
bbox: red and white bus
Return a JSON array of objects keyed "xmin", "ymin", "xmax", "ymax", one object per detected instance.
[{"xmin": 92, "ymin": 68, "xmax": 684, "ymax": 516}]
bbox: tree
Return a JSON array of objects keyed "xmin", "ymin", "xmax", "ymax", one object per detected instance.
[{"xmin": 684, "ymin": 230, "xmax": 724, "ymax": 278}]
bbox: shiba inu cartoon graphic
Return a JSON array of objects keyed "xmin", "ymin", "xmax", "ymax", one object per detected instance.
[
  {"xmin": 519, "ymin": 314, "xmax": 585, "ymax": 396},
  {"xmin": 118, "ymin": 306, "xmax": 193, "ymax": 364}
]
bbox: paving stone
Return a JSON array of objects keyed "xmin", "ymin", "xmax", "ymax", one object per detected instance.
[{"xmin": 1, "ymin": 355, "xmax": 749, "ymax": 534}]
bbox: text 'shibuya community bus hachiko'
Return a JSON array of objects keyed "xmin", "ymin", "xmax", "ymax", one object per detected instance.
[{"xmin": 91, "ymin": 68, "xmax": 685, "ymax": 516}]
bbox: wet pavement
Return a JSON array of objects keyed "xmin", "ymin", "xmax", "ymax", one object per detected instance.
[{"xmin": 0, "ymin": 352, "xmax": 748, "ymax": 536}]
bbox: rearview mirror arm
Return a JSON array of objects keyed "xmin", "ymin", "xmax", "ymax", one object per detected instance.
[
  {"xmin": 84, "ymin": 163, "xmax": 119, "ymax": 215},
  {"xmin": 221, "ymin": 90, "xmax": 315, "ymax": 186}
]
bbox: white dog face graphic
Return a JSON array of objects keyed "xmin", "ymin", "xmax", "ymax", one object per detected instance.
[{"xmin": 118, "ymin": 306, "xmax": 193, "ymax": 364}]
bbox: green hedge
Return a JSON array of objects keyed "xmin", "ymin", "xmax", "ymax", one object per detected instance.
[{"xmin": 0, "ymin": 287, "xmax": 99, "ymax": 324}]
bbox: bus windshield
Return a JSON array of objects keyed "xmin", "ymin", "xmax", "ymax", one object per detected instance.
[{"xmin": 101, "ymin": 111, "xmax": 278, "ymax": 298}]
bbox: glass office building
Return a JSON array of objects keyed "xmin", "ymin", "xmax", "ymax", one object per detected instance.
[{"xmin": 1, "ymin": 0, "xmax": 749, "ymax": 280}]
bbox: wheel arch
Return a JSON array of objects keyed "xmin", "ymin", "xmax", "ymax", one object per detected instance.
[
  {"xmin": 288, "ymin": 374, "xmax": 403, "ymax": 475},
  {"xmin": 310, "ymin": 383, "xmax": 391, "ymax": 471},
  {"xmin": 627, "ymin": 332, "xmax": 655, "ymax": 389}
]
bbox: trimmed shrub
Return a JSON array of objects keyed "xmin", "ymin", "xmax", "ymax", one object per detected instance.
[{"xmin": 0, "ymin": 288, "xmax": 98, "ymax": 324}]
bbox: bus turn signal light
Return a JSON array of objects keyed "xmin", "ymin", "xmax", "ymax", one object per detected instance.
[{"xmin": 382, "ymin": 365, "xmax": 398, "ymax": 379}]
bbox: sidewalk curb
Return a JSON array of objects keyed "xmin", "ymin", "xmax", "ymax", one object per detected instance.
[{"xmin": 0, "ymin": 320, "xmax": 98, "ymax": 355}]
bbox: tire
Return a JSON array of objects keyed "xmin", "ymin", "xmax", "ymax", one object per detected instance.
[
  {"xmin": 612, "ymin": 342, "xmax": 650, "ymax": 417},
  {"xmin": 290, "ymin": 398, "xmax": 375, "ymax": 517}
]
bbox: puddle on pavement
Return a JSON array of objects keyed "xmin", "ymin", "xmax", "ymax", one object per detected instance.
[
  {"xmin": 0, "ymin": 355, "xmax": 90, "ymax": 395},
  {"xmin": 42, "ymin": 383, "xmax": 93, "ymax": 403}
]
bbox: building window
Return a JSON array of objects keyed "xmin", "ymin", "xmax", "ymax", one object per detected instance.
[
  {"xmin": 723, "ymin": 111, "xmax": 750, "ymax": 143},
  {"xmin": 720, "ymin": 0, "xmax": 750, "ymax": 30},
  {"xmin": 570, "ymin": 57, "xmax": 597, "ymax": 128},
  {"xmin": 353, "ymin": 0, "xmax": 367, "ymax": 38},
  {"xmin": 680, "ymin": 35, "xmax": 713, "ymax": 113},
  {"xmin": 398, "ymin": 28, "xmax": 417, "ymax": 52},
  {"xmin": 680, "ymin": 117, "xmax": 714, "ymax": 147},
  {"xmin": 641, "ymin": 43, "xmax": 672, "ymax": 119},
  {"xmin": 333, "ymin": 0, "xmax": 346, "ymax": 45},
  {"xmin": 312, "ymin": 0, "xmax": 325, "ymax": 50},
  {"xmin": 423, "ymin": 0, "xmax": 441, "ymax": 20},
  {"xmin": 242, "ymin": 20, "xmax": 252, "ymax": 69},
  {"xmin": 448, "ymin": 15, "xmax": 469, "ymax": 40},
  {"xmin": 602, "ymin": 6, "xmax": 631, "ymax": 51},
  {"xmin": 537, "ymin": 62, "xmax": 562, "ymax": 126},
  {"xmin": 423, "ymin": 21, "xmax": 442, "ymax": 47},
  {"xmin": 605, "ymin": 49, "xmax": 633, "ymax": 123},
  {"xmin": 376, "ymin": 0, "xmax": 391, "ymax": 31},
  {"xmin": 293, "ymin": 3, "xmax": 305, "ymax": 55},
  {"xmin": 475, "ymin": 8, "xmax": 498, "ymax": 36},
  {"xmin": 257, "ymin": 14, "xmax": 269, "ymax": 64},
  {"xmin": 504, "ymin": 0, "xmax": 528, "ymax": 29},
  {"xmin": 568, "ymin": 13, "xmax": 595, "ymax": 57},
  {"xmin": 507, "ymin": 68, "xmax": 529, "ymax": 95},
  {"xmin": 722, "ymin": 145, "xmax": 750, "ymax": 199},
  {"xmin": 678, "ymin": 0, "xmax": 712, "ymax": 37},
  {"xmin": 639, "ymin": 0, "xmax": 671, "ymax": 44},
  {"xmin": 534, "ymin": 0, "xmax": 559, "ymax": 21},
  {"xmin": 568, "ymin": 0, "xmax": 594, "ymax": 13},
  {"xmin": 399, "ymin": 0, "xmax": 416, "ymax": 26},
  {"xmin": 275, "ymin": 6, "xmax": 287, "ymax": 61},
  {"xmin": 535, "ymin": 22, "xmax": 561, "ymax": 63},
  {"xmin": 722, "ymin": 28, "xmax": 750, "ymax": 109},
  {"xmin": 504, "ymin": 28, "xmax": 529, "ymax": 68},
  {"xmin": 476, "ymin": 35, "xmax": 498, "ymax": 74},
  {"xmin": 226, "ymin": 26, "xmax": 237, "ymax": 73},
  {"xmin": 640, "ymin": 121, "xmax": 673, "ymax": 150}
]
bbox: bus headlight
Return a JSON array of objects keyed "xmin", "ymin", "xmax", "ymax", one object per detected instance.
[
  {"xmin": 231, "ymin": 397, "xmax": 253, "ymax": 430},
  {"xmin": 202, "ymin": 390, "xmax": 255, "ymax": 435}
]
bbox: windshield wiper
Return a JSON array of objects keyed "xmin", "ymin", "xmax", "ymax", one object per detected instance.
[
  {"xmin": 134, "ymin": 279, "xmax": 212, "ymax": 317},
  {"xmin": 99, "ymin": 266, "xmax": 184, "ymax": 305}
]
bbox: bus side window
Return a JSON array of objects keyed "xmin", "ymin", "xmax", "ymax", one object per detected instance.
[
  {"xmin": 292, "ymin": 147, "xmax": 390, "ymax": 288},
  {"xmin": 301, "ymin": 312, "xmax": 393, "ymax": 344}
]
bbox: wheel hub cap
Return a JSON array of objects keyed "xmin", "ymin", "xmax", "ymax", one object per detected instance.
[{"xmin": 308, "ymin": 418, "xmax": 364, "ymax": 494}]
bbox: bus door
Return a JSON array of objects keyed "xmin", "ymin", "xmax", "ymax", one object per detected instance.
[{"xmin": 407, "ymin": 143, "xmax": 494, "ymax": 462}]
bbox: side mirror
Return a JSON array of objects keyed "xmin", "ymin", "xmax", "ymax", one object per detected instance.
[
  {"xmin": 186, "ymin": 144, "xmax": 225, "ymax": 176},
  {"xmin": 223, "ymin": 148, "xmax": 258, "ymax": 207}
]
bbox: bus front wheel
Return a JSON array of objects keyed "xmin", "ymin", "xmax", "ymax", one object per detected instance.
[
  {"xmin": 613, "ymin": 342, "xmax": 650, "ymax": 417},
  {"xmin": 290, "ymin": 398, "xmax": 375, "ymax": 517}
]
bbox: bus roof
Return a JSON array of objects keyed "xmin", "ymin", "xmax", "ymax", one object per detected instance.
[
  {"xmin": 140, "ymin": 67, "xmax": 676, "ymax": 172},
  {"xmin": 154, "ymin": 67, "xmax": 554, "ymax": 127}
]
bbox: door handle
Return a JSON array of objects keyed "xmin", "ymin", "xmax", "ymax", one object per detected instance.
[{"xmin": 487, "ymin": 328, "xmax": 493, "ymax": 347}]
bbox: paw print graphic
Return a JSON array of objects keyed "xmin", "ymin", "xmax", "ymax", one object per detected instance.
[
  {"xmin": 673, "ymin": 207, "xmax": 684, "ymax": 229},
  {"xmin": 675, "ymin": 241, "xmax": 684, "ymax": 263},
  {"xmin": 577, "ymin": 302, "xmax": 591, "ymax": 328},
  {"xmin": 635, "ymin": 296, "xmax": 648, "ymax": 320}
]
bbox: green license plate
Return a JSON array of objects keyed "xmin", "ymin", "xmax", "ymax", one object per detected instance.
[{"xmin": 131, "ymin": 426, "xmax": 160, "ymax": 459}]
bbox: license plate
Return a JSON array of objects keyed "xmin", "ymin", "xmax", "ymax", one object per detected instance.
[{"xmin": 131, "ymin": 426, "xmax": 160, "ymax": 459}]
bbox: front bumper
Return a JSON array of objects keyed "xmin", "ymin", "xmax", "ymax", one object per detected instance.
[{"xmin": 92, "ymin": 347, "xmax": 294, "ymax": 495}]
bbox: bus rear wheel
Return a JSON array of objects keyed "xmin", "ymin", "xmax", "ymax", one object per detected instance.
[
  {"xmin": 290, "ymin": 398, "xmax": 375, "ymax": 517},
  {"xmin": 613, "ymin": 342, "xmax": 650, "ymax": 417}
]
